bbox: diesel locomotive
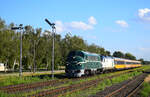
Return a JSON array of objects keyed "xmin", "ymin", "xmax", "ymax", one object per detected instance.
[{"xmin": 65, "ymin": 50, "xmax": 141, "ymax": 77}]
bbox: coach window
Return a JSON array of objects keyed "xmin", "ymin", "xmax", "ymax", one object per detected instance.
[
  {"xmin": 117, "ymin": 61, "xmax": 124, "ymax": 64},
  {"xmin": 100, "ymin": 56, "xmax": 103, "ymax": 61},
  {"xmin": 116, "ymin": 61, "xmax": 120, "ymax": 64},
  {"xmin": 116, "ymin": 61, "xmax": 118, "ymax": 64}
]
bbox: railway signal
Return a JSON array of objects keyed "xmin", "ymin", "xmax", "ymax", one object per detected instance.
[
  {"xmin": 45, "ymin": 18, "xmax": 56, "ymax": 79},
  {"xmin": 11, "ymin": 24, "xmax": 24, "ymax": 77}
]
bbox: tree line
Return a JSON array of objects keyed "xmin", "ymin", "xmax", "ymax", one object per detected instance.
[{"xmin": 0, "ymin": 18, "xmax": 149, "ymax": 72}]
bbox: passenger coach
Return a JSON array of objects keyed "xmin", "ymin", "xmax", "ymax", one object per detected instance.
[{"xmin": 114, "ymin": 58, "xmax": 141, "ymax": 70}]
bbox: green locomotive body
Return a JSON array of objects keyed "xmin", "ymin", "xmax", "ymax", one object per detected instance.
[{"xmin": 65, "ymin": 51, "xmax": 102, "ymax": 77}]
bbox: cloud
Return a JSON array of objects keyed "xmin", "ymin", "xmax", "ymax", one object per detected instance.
[
  {"xmin": 55, "ymin": 21, "xmax": 64, "ymax": 33},
  {"xmin": 88, "ymin": 16, "xmax": 97, "ymax": 25},
  {"xmin": 55, "ymin": 16, "xmax": 97, "ymax": 33},
  {"xmin": 138, "ymin": 8, "xmax": 150, "ymax": 21},
  {"xmin": 115, "ymin": 20, "xmax": 128, "ymax": 27},
  {"xmin": 70, "ymin": 21, "xmax": 93, "ymax": 30}
]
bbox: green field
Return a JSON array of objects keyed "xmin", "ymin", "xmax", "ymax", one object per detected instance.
[{"xmin": 0, "ymin": 65, "xmax": 150, "ymax": 97}]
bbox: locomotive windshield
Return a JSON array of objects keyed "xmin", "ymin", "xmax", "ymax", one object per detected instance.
[{"xmin": 67, "ymin": 51, "xmax": 84, "ymax": 63}]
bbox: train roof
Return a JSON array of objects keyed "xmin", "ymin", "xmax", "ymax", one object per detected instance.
[
  {"xmin": 100, "ymin": 56, "xmax": 140, "ymax": 63},
  {"xmin": 69, "ymin": 51, "xmax": 140, "ymax": 63},
  {"xmin": 81, "ymin": 51, "xmax": 100, "ymax": 56},
  {"xmin": 69, "ymin": 50, "xmax": 100, "ymax": 57},
  {"xmin": 101, "ymin": 56, "xmax": 113, "ymax": 59}
]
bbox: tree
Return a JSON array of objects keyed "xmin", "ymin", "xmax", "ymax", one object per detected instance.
[
  {"xmin": 113, "ymin": 51, "xmax": 124, "ymax": 58},
  {"xmin": 138, "ymin": 58, "xmax": 150, "ymax": 65},
  {"xmin": 105, "ymin": 51, "xmax": 111, "ymax": 56},
  {"xmin": 0, "ymin": 19, "xmax": 20, "ymax": 69},
  {"xmin": 33, "ymin": 28, "xmax": 42, "ymax": 72},
  {"xmin": 87, "ymin": 44, "xmax": 106, "ymax": 55},
  {"xmin": 124, "ymin": 53, "xmax": 136, "ymax": 60},
  {"xmin": 42, "ymin": 30, "xmax": 52, "ymax": 70},
  {"xmin": 23, "ymin": 25, "xmax": 35, "ymax": 70},
  {"xmin": 0, "ymin": 17, "xmax": 143, "ymax": 72},
  {"xmin": 138, "ymin": 58, "xmax": 144, "ymax": 64}
]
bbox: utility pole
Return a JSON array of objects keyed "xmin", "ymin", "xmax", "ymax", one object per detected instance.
[
  {"xmin": 33, "ymin": 40, "xmax": 36, "ymax": 73},
  {"xmin": 45, "ymin": 18, "xmax": 56, "ymax": 79},
  {"xmin": 11, "ymin": 24, "xmax": 24, "ymax": 77}
]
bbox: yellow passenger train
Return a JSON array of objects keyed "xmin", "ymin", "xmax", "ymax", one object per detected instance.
[{"xmin": 114, "ymin": 58, "xmax": 141, "ymax": 70}]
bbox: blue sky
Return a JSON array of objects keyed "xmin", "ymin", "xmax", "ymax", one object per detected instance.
[{"xmin": 1, "ymin": 0, "xmax": 150, "ymax": 60}]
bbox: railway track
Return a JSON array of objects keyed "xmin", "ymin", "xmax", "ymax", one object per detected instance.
[
  {"xmin": 94, "ymin": 73, "xmax": 147, "ymax": 97},
  {"xmin": 29, "ymin": 70, "xmax": 135, "ymax": 97},
  {"xmin": 0, "ymin": 69, "xmax": 136, "ymax": 93},
  {"xmin": 0, "ymin": 75, "xmax": 101, "ymax": 93},
  {"xmin": 126, "ymin": 80, "xmax": 143, "ymax": 97},
  {"xmin": 0, "ymin": 75, "xmax": 92, "ymax": 93},
  {"xmin": 0, "ymin": 78, "xmax": 69, "ymax": 93}
]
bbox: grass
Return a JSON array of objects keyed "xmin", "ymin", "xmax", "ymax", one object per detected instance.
[
  {"xmin": 62, "ymin": 65, "xmax": 150, "ymax": 97},
  {"xmin": 140, "ymin": 82, "xmax": 150, "ymax": 97},
  {"xmin": 0, "ymin": 69, "xmax": 137, "ymax": 97},
  {"xmin": 0, "ymin": 91, "xmax": 15, "ymax": 97},
  {"xmin": 0, "ymin": 70, "xmax": 64, "ymax": 81},
  {"xmin": 0, "ymin": 73, "xmax": 66, "ymax": 87},
  {"xmin": 0, "ymin": 68, "xmax": 132, "ymax": 87},
  {"xmin": 0, "ymin": 76, "xmax": 46, "ymax": 87},
  {"xmin": 0, "ymin": 65, "xmax": 150, "ymax": 97},
  {"xmin": 61, "ymin": 71, "xmax": 142, "ymax": 97}
]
